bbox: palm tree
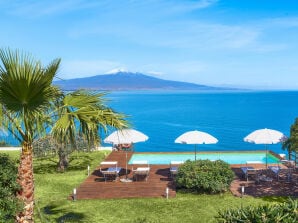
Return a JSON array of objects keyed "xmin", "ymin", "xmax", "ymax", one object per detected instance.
[
  {"xmin": 0, "ymin": 48, "xmax": 61, "ymax": 222},
  {"xmin": 51, "ymin": 90, "xmax": 128, "ymax": 171}
]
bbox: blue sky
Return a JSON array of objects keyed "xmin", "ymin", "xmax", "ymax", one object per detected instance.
[{"xmin": 1, "ymin": 0, "xmax": 298, "ymax": 89}]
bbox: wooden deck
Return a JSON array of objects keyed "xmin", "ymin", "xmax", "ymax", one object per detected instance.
[
  {"xmin": 73, "ymin": 151, "xmax": 297, "ymax": 200},
  {"xmin": 230, "ymin": 163, "xmax": 298, "ymax": 197},
  {"xmin": 74, "ymin": 151, "xmax": 176, "ymax": 199}
]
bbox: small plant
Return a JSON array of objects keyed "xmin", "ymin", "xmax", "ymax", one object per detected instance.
[
  {"xmin": 175, "ymin": 159, "xmax": 234, "ymax": 194},
  {"xmin": 216, "ymin": 198, "xmax": 298, "ymax": 223}
]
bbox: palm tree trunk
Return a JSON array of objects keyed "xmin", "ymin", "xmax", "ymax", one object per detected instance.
[
  {"xmin": 16, "ymin": 142, "xmax": 34, "ymax": 223},
  {"xmin": 58, "ymin": 152, "xmax": 69, "ymax": 172}
]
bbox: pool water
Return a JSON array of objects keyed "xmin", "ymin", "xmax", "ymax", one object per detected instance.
[{"xmin": 128, "ymin": 151, "xmax": 280, "ymax": 165}]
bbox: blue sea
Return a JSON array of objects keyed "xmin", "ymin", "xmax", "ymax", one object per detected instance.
[
  {"xmin": 2, "ymin": 90, "xmax": 298, "ymax": 155},
  {"xmin": 104, "ymin": 90, "xmax": 298, "ymax": 155}
]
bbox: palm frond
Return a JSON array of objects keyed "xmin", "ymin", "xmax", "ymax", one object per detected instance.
[{"xmin": 0, "ymin": 48, "xmax": 62, "ymax": 144}]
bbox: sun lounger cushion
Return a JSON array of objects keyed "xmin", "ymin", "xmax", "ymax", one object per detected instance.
[
  {"xmin": 268, "ymin": 166, "xmax": 281, "ymax": 174},
  {"xmin": 240, "ymin": 166, "xmax": 255, "ymax": 174},
  {"xmin": 170, "ymin": 166, "xmax": 178, "ymax": 172},
  {"xmin": 102, "ymin": 167, "xmax": 121, "ymax": 173},
  {"xmin": 134, "ymin": 167, "xmax": 150, "ymax": 172},
  {"xmin": 132, "ymin": 167, "xmax": 150, "ymax": 181},
  {"xmin": 100, "ymin": 161, "xmax": 121, "ymax": 182},
  {"xmin": 240, "ymin": 166, "xmax": 258, "ymax": 181}
]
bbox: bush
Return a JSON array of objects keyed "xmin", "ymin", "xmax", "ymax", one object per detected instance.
[
  {"xmin": 217, "ymin": 198, "xmax": 298, "ymax": 223},
  {"xmin": 0, "ymin": 154, "xmax": 22, "ymax": 222},
  {"xmin": 175, "ymin": 159, "xmax": 234, "ymax": 194}
]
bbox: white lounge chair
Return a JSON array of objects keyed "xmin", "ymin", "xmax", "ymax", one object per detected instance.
[
  {"xmin": 100, "ymin": 161, "xmax": 122, "ymax": 182},
  {"xmin": 268, "ymin": 165, "xmax": 281, "ymax": 181},
  {"xmin": 169, "ymin": 161, "xmax": 184, "ymax": 178},
  {"xmin": 240, "ymin": 166, "xmax": 258, "ymax": 181},
  {"xmin": 132, "ymin": 160, "xmax": 150, "ymax": 181},
  {"xmin": 241, "ymin": 161, "xmax": 263, "ymax": 182}
]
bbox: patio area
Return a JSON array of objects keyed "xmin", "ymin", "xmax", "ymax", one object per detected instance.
[
  {"xmin": 230, "ymin": 164, "xmax": 298, "ymax": 197},
  {"xmin": 72, "ymin": 151, "xmax": 298, "ymax": 200}
]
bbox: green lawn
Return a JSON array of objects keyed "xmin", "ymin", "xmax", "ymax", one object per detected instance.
[{"xmin": 1, "ymin": 150, "xmax": 287, "ymax": 223}]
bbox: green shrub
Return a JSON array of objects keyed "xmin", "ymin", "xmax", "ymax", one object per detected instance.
[
  {"xmin": 0, "ymin": 154, "xmax": 22, "ymax": 222},
  {"xmin": 175, "ymin": 159, "xmax": 234, "ymax": 194},
  {"xmin": 217, "ymin": 198, "xmax": 298, "ymax": 223}
]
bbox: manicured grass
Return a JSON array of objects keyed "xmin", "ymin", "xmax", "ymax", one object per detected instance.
[{"xmin": 1, "ymin": 150, "xmax": 287, "ymax": 223}]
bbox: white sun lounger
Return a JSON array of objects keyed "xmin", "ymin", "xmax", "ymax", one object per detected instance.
[
  {"xmin": 132, "ymin": 160, "xmax": 150, "ymax": 181},
  {"xmin": 170, "ymin": 161, "xmax": 184, "ymax": 178},
  {"xmin": 100, "ymin": 161, "xmax": 122, "ymax": 182}
]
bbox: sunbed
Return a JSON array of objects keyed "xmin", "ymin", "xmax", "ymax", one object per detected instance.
[
  {"xmin": 100, "ymin": 161, "xmax": 122, "ymax": 182},
  {"xmin": 240, "ymin": 166, "xmax": 258, "ymax": 181},
  {"xmin": 270, "ymin": 165, "xmax": 293, "ymax": 182},
  {"xmin": 169, "ymin": 161, "xmax": 184, "ymax": 178},
  {"xmin": 268, "ymin": 166, "xmax": 281, "ymax": 181},
  {"xmin": 132, "ymin": 160, "xmax": 150, "ymax": 181}
]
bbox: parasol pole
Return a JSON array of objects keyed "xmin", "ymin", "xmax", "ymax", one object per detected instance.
[
  {"xmin": 195, "ymin": 144, "xmax": 197, "ymax": 161},
  {"xmin": 265, "ymin": 144, "xmax": 268, "ymax": 169},
  {"xmin": 125, "ymin": 150, "xmax": 128, "ymax": 179}
]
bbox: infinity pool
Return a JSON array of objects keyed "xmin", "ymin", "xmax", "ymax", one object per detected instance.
[{"xmin": 128, "ymin": 151, "xmax": 280, "ymax": 165}]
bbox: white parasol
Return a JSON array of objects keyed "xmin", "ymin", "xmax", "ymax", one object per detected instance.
[
  {"xmin": 175, "ymin": 130, "xmax": 218, "ymax": 160},
  {"xmin": 244, "ymin": 128, "xmax": 286, "ymax": 167}
]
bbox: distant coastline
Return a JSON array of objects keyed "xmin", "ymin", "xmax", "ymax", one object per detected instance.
[{"xmin": 54, "ymin": 71, "xmax": 239, "ymax": 91}]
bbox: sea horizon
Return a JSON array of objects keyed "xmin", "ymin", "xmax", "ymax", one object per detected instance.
[{"xmin": 1, "ymin": 90, "xmax": 297, "ymax": 157}]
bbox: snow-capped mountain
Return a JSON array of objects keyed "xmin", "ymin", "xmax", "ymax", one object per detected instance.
[{"xmin": 54, "ymin": 71, "xmax": 231, "ymax": 91}]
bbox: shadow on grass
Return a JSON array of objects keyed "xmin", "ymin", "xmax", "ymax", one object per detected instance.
[
  {"xmin": 56, "ymin": 212, "xmax": 85, "ymax": 223},
  {"xmin": 41, "ymin": 205, "xmax": 85, "ymax": 223},
  {"xmin": 67, "ymin": 152, "xmax": 106, "ymax": 171},
  {"xmin": 33, "ymin": 151, "xmax": 107, "ymax": 174}
]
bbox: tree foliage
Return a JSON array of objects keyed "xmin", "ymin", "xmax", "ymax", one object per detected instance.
[
  {"xmin": 175, "ymin": 159, "xmax": 234, "ymax": 194},
  {"xmin": 50, "ymin": 90, "xmax": 128, "ymax": 171},
  {"xmin": 282, "ymin": 117, "xmax": 298, "ymax": 154}
]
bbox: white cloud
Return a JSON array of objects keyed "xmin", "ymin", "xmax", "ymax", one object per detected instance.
[
  {"xmin": 105, "ymin": 68, "xmax": 129, "ymax": 74},
  {"xmin": 2, "ymin": 0, "xmax": 216, "ymax": 18},
  {"xmin": 267, "ymin": 17, "xmax": 298, "ymax": 28},
  {"xmin": 160, "ymin": 0, "xmax": 218, "ymax": 13},
  {"xmin": 2, "ymin": 0, "xmax": 101, "ymax": 17},
  {"xmin": 147, "ymin": 71, "xmax": 164, "ymax": 76}
]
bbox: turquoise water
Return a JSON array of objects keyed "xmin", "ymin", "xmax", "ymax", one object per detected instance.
[{"xmin": 128, "ymin": 152, "xmax": 280, "ymax": 165}]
